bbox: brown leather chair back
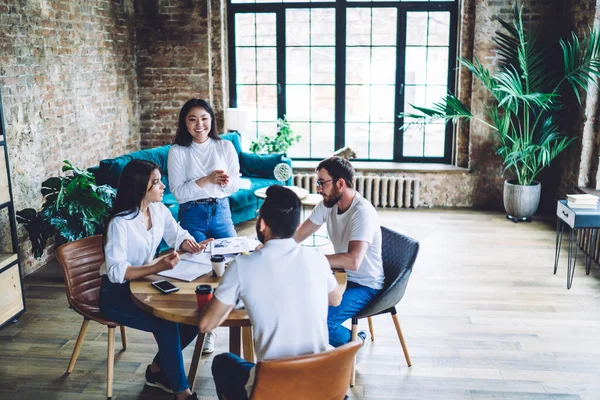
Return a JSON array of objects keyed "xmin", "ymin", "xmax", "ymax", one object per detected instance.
[
  {"xmin": 250, "ymin": 340, "xmax": 362, "ymax": 400},
  {"xmin": 55, "ymin": 235, "xmax": 106, "ymax": 319}
]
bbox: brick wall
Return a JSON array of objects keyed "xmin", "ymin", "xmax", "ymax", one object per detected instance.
[
  {"xmin": 135, "ymin": 0, "xmax": 228, "ymax": 148},
  {"xmin": 0, "ymin": 0, "xmax": 139, "ymax": 275}
]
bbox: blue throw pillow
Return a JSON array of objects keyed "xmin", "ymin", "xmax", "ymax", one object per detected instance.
[{"xmin": 239, "ymin": 153, "xmax": 284, "ymax": 179}]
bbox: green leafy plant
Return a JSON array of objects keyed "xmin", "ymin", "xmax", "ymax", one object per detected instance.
[
  {"xmin": 16, "ymin": 160, "xmax": 116, "ymax": 258},
  {"xmin": 400, "ymin": 2, "xmax": 600, "ymax": 186},
  {"xmin": 250, "ymin": 116, "xmax": 301, "ymax": 154}
]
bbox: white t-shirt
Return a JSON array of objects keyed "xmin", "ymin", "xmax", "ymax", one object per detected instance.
[
  {"xmin": 214, "ymin": 237, "xmax": 338, "ymax": 395},
  {"xmin": 309, "ymin": 192, "xmax": 384, "ymax": 290},
  {"xmin": 100, "ymin": 202, "xmax": 194, "ymax": 284},
  {"xmin": 167, "ymin": 138, "xmax": 240, "ymax": 203}
]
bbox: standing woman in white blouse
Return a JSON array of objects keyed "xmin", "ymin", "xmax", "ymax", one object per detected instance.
[
  {"xmin": 99, "ymin": 159, "xmax": 209, "ymax": 400},
  {"xmin": 168, "ymin": 99, "xmax": 240, "ymax": 242}
]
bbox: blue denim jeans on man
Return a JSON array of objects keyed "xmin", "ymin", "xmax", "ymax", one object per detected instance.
[
  {"xmin": 328, "ymin": 281, "xmax": 380, "ymax": 347},
  {"xmin": 179, "ymin": 198, "xmax": 236, "ymax": 241},
  {"xmin": 99, "ymin": 277, "xmax": 198, "ymax": 393},
  {"xmin": 212, "ymin": 352, "xmax": 255, "ymax": 400}
]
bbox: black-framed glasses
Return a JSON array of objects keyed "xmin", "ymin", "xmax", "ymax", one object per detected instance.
[{"xmin": 316, "ymin": 178, "xmax": 337, "ymax": 188}]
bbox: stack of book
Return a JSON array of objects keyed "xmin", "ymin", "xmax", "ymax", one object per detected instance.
[{"xmin": 567, "ymin": 193, "xmax": 599, "ymax": 208}]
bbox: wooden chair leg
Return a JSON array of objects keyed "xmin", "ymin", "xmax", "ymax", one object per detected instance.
[
  {"xmin": 120, "ymin": 326, "xmax": 127, "ymax": 350},
  {"xmin": 67, "ymin": 318, "xmax": 90, "ymax": 373},
  {"xmin": 107, "ymin": 326, "xmax": 115, "ymax": 399},
  {"xmin": 242, "ymin": 326, "xmax": 255, "ymax": 363},
  {"xmin": 349, "ymin": 321, "xmax": 358, "ymax": 387},
  {"xmin": 367, "ymin": 317, "xmax": 375, "ymax": 341},
  {"xmin": 188, "ymin": 333, "xmax": 206, "ymax": 391},
  {"xmin": 391, "ymin": 313, "xmax": 411, "ymax": 367}
]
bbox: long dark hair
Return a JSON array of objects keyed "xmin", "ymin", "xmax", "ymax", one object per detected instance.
[
  {"xmin": 173, "ymin": 99, "xmax": 221, "ymax": 147},
  {"xmin": 103, "ymin": 159, "xmax": 160, "ymax": 248}
]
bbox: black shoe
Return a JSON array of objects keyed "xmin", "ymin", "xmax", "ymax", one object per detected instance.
[
  {"xmin": 145, "ymin": 365, "xmax": 173, "ymax": 394},
  {"xmin": 174, "ymin": 392, "xmax": 198, "ymax": 400}
]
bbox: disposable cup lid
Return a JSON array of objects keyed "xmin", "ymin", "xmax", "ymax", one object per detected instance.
[{"xmin": 195, "ymin": 284, "xmax": 213, "ymax": 294}]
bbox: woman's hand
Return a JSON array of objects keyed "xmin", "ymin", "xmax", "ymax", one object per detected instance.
[
  {"xmin": 181, "ymin": 238, "xmax": 214, "ymax": 253},
  {"xmin": 158, "ymin": 251, "xmax": 180, "ymax": 271},
  {"xmin": 197, "ymin": 170, "xmax": 230, "ymax": 187}
]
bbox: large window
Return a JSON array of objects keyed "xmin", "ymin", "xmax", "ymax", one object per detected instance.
[{"xmin": 228, "ymin": 0, "xmax": 458, "ymax": 162}]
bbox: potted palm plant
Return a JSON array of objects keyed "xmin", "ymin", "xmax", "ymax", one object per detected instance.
[{"xmin": 401, "ymin": 2, "xmax": 600, "ymax": 221}]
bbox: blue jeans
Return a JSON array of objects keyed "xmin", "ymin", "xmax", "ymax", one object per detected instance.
[
  {"xmin": 328, "ymin": 281, "xmax": 380, "ymax": 348},
  {"xmin": 179, "ymin": 198, "xmax": 236, "ymax": 242},
  {"xmin": 212, "ymin": 352, "xmax": 255, "ymax": 400},
  {"xmin": 99, "ymin": 277, "xmax": 198, "ymax": 393}
]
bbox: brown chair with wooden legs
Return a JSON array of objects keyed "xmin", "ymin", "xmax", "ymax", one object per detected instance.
[
  {"xmin": 55, "ymin": 235, "xmax": 127, "ymax": 400},
  {"xmin": 349, "ymin": 226, "xmax": 419, "ymax": 386},
  {"xmin": 249, "ymin": 340, "xmax": 361, "ymax": 400}
]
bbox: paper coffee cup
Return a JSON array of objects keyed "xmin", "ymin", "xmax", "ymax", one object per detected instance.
[{"xmin": 211, "ymin": 255, "xmax": 226, "ymax": 277}]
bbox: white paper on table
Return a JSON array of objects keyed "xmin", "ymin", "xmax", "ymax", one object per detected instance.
[
  {"xmin": 180, "ymin": 252, "xmax": 213, "ymax": 265},
  {"xmin": 210, "ymin": 237, "xmax": 250, "ymax": 256},
  {"xmin": 157, "ymin": 260, "xmax": 212, "ymax": 282}
]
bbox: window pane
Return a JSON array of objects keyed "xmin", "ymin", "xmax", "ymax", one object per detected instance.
[
  {"xmin": 287, "ymin": 48, "xmax": 310, "ymax": 84},
  {"xmin": 310, "ymin": 9, "xmax": 335, "ymax": 46},
  {"xmin": 286, "ymin": 85, "xmax": 311, "ymax": 121},
  {"xmin": 256, "ymin": 47, "xmax": 277, "ymax": 84},
  {"xmin": 311, "ymin": 86, "xmax": 335, "ymax": 122},
  {"xmin": 237, "ymin": 85, "xmax": 258, "ymax": 128},
  {"xmin": 311, "ymin": 47, "xmax": 335, "ymax": 84},
  {"xmin": 424, "ymin": 123, "xmax": 445, "ymax": 157},
  {"xmin": 345, "ymin": 123, "xmax": 370, "ymax": 158},
  {"xmin": 286, "ymin": 9, "xmax": 310, "ymax": 46},
  {"xmin": 427, "ymin": 47, "xmax": 449, "ymax": 85},
  {"xmin": 345, "ymin": 85, "xmax": 370, "ymax": 122},
  {"xmin": 371, "ymin": 8, "xmax": 397, "ymax": 46},
  {"xmin": 257, "ymin": 122, "xmax": 277, "ymax": 138},
  {"xmin": 402, "ymin": 123, "xmax": 424, "ymax": 157},
  {"xmin": 311, "ymin": 123, "xmax": 335, "ymax": 158},
  {"xmin": 426, "ymin": 85, "xmax": 447, "ymax": 108},
  {"xmin": 256, "ymin": 14, "xmax": 276, "ymax": 46},
  {"xmin": 235, "ymin": 14, "xmax": 255, "ymax": 46},
  {"xmin": 369, "ymin": 123, "xmax": 394, "ymax": 159},
  {"xmin": 371, "ymin": 47, "xmax": 396, "ymax": 84},
  {"xmin": 429, "ymin": 12, "xmax": 450, "ymax": 46},
  {"xmin": 346, "ymin": 47, "xmax": 371, "ymax": 84},
  {"xmin": 404, "ymin": 85, "xmax": 426, "ymax": 113},
  {"xmin": 287, "ymin": 122, "xmax": 310, "ymax": 158},
  {"xmin": 370, "ymin": 86, "xmax": 395, "ymax": 123},
  {"xmin": 256, "ymin": 85, "xmax": 277, "ymax": 121},
  {"xmin": 406, "ymin": 12, "xmax": 427, "ymax": 46},
  {"xmin": 346, "ymin": 8, "xmax": 371, "ymax": 46},
  {"xmin": 405, "ymin": 47, "xmax": 427, "ymax": 85},
  {"xmin": 236, "ymin": 48, "xmax": 256, "ymax": 84}
]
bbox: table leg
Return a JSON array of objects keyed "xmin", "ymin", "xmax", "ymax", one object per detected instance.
[
  {"xmin": 187, "ymin": 332, "xmax": 206, "ymax": 391},
  {"xmin": 242, "ymin": 326, "xmax": 255, "ymax": 363},
  {"xmin": 567, "ymin": 228, "xmax": 579, "ymax": 290},
  {"xmin": 586, "ymin": 229, "xmax": 597, "ymax": 275},
  {"xmin": 554, "ymin": 218, "xmax": 564, "ymax": 274},
  {"xmin": 229, "ymin": 327, "xmax": 242, "ymax": 357}
]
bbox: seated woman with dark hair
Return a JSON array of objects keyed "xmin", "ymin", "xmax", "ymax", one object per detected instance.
[{"xmin": 99, "ymin": 159, "xmax": 211, "ymax": 400}]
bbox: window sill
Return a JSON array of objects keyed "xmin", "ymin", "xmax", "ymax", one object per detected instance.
[{"xmin": 292, "ymin": 160, "xmax": 470, "ymax": 174}]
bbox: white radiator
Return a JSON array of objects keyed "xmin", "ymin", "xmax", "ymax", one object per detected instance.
[{"xmin": 293, "ymin": 174, "xmax": 420, "ymax": 208}]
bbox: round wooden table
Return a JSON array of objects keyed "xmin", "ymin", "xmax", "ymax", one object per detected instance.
[{"xmin": 130, "ymin": 270, "xmax": 347, "ymax": 390}]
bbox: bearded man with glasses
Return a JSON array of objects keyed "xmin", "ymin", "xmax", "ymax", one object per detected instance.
[{"xmin": 294, "ymin": 156, "xmax": 384, "ymax": 354}]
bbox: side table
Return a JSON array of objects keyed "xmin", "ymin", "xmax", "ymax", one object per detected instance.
[{"xmin": 554, "ymin": 200, "xmax": 600, "ymax": 289}]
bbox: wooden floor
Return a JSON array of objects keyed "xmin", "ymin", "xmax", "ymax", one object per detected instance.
[{"xmin": 1, "ymin": 208, "xmax": 600, "ymax": 400}]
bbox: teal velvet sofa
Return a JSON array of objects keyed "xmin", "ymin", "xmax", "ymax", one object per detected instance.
[{"xmin": 88, "ymin": 132, "xmax": 292, "ymax": 226}]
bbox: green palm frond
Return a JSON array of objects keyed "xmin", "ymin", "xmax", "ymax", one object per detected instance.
[
  {"xmin": 399, "ymin": 93, "xmax": 473, "ymax": 126},
  {"xmin": 560, "ymin": 29, "xmax": 600, "ymax": 104}
]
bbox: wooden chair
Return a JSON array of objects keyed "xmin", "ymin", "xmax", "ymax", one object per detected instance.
[
  {"xmin": 249, "ymin": 340, "xmax": 361, "ymax": 400},
  {"xmin": 55, "ymin": 235, "xmax": 127, "ymax": 400},
  {"xmin": 350, "ymin": 226, "xmax": 419, "ymax": 386}
]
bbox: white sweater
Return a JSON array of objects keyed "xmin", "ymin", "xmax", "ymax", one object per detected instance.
[{"xmin": 167, "ymin": 138, "xmax": 241, "ymax": 204}]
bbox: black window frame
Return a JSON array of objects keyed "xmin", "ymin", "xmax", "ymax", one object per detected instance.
[{"xmin": 228, "ymin": 0, "xmax": 459, "ymax": 163}]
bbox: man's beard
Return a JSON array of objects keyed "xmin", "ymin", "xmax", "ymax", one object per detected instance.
[
  {"xmin": 255, "ymin": 218, "xmax": 266, "ymax": 243},
  {"xmin": 323, "ymin": 188, "xmax": 342, "ymax": 208}
]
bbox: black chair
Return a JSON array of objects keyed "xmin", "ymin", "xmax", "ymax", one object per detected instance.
[{"xmin": 349, "ymin": 226, "xmax": 419, "ymax": 386}]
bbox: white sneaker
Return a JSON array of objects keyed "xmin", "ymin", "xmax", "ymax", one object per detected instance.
[
  {"xmin": 202, "ymin": 331, "xmax": 216, "ymax": 354},
  {"xmin": 355, "ymin": 330, "xmax": 371, "ymax": 364}
]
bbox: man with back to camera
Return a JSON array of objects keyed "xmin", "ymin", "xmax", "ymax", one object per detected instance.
[
  {"xmin": 294, "ymin": 156, "xmax": 384, "ymax": 351},
  {"xmin": 197, "ymin": 185, "xmax": 345, "ymax": 400}
]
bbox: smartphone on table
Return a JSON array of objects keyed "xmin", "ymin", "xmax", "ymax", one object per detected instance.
[{"xmin": 151, "ymin": 279, "xmax": 179, "ymax": 294}]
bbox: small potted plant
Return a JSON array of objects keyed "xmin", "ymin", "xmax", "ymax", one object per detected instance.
[
  {"xmin": 249, "ymin": 116, "xmax": 301, "ymax": 155},
  {"xmin": 400, "ymin": 2, "xmax": 600, "ymax": 221},
  {"xmin": 17, "ymin": 160, "xmax": 116, "ymax": 258}
]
